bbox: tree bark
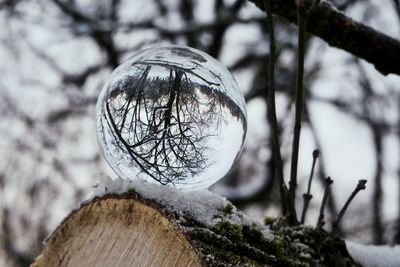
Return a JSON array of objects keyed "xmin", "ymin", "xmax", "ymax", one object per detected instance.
[
  {"xmin": 32, "ymin": 190, "xmax": 359, "ymax": 267},
  {"xmin": 248, "ymin": 0, "xmax": 400, "ymax": 76}
]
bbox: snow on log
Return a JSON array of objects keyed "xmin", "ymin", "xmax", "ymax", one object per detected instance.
[{"xmin": 32, "ymin": 177, "xmax": 359, "ymax": 267}]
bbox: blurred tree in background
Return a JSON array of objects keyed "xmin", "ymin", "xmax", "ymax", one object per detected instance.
[{"xmin": 1, "ymin": 0, "xmax": 400, "ymax": 266}]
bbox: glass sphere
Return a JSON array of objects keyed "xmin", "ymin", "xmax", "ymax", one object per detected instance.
[{"xmin": 96, "ymin": 45, "xmax": 247, "ymax": 190}]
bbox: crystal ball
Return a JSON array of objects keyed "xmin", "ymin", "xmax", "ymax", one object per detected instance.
[{"xmin": 96, "ymin": 45, "xmax": 247, "ymax": 190}]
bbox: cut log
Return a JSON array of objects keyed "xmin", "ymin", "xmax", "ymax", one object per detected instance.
[
  {"xmin": 32, "ymin": 197, "xmax": 202, "ymax": 267},
  {"xmin": 31, "ymin": 181, "xmax": 360, "ymax": 267}
]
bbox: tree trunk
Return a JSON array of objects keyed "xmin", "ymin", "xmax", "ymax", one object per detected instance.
[{"xmin": 31, "ymin": 189, "xmax": 359, "ymax": 267}]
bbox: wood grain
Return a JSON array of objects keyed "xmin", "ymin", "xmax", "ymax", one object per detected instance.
[{"xmin": 31, "ymin": 198, "xmax": 202, "ymax": 267}]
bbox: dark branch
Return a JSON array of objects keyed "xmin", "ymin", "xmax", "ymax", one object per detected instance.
[{"xmin": 247, "ymin": 0, "xmax": 400, "ymax": 76}]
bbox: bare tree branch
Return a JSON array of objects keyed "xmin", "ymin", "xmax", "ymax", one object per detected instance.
[{"xmin": 248, "ymin": 0, "xmax": 400, "ymax": 76}]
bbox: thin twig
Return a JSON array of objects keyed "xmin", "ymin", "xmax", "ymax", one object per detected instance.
[
  {"xmin": 300, "ymin": 149, "xmax": 319, "ymax": 224},
  {"xmin": 332, "ymin": 179, "xmax": 367, "ymax": 234},
  {"xmin": 288, "ymin": 0, "xmax": 307, "ymax": 218},
  {"xmin": 262, "ymin": 0, "xmax": 291, "ymax": 219},
  {"xmin": 317, "ymin": 176, "xmax": 333, "ymax": 228}
]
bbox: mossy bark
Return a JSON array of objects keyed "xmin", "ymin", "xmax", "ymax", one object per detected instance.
[{"xmin": 32, "ymin": 190, "xmax": 360, "ymax": 267}]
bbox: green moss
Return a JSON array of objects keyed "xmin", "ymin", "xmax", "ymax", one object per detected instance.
[
  {"xmin": 264, "ymin": 216, "xmax": 276, "ymax": 226},
  {"xmin": 126, "ymin": 188, "xmax": 136, "ymax": 195},
  {"xmin": 228, "ymin": 254, "xmax": 241, "ymax": 265},
  {"xmin": 243, "ymin": 223, "xmax": 271, "ymax": 245},
  {"xmin": 221, "ymin": 252, "xmax": 261, "ymax": 267},
  {"xmin": 271, "ymin": 234, "xmax": 297, "ymax": 266},
  {"xmin": 194, "ymin": 239, "xmax": 262, "ymax": 267},
  {"xmin": 272, "ymin": 235, "xmax": 285, "ymax": 255},
  {"xmin": 264, "ymin": 216, "xmax": 289, "ymax": 229},
  {"xmin": 241, "ymin": 222, "xmax": 309, "ymax": 266},
  {"xmin": 285, "ymin": 259, "xmax": 310, "ymax": 267},
  {"xmin": 222, "ymin": 202, "xmax": 234, "ymax": 214},
  {"xmin": 213, "ymin": 221, "xmax": 243, "ymax": 243},
  {"xmin": 249, "ymin": 224, "xmax": 264, "ymax": 240}
]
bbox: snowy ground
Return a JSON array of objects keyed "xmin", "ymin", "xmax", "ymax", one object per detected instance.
[{"xmin": 346, "ymin": 240, "xmax": 400, "ymax": 267}]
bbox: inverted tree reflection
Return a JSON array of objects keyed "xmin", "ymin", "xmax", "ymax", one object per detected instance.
[{"xmin": 103, "ymin": 63, "xmax": 229, "ymax": 185}]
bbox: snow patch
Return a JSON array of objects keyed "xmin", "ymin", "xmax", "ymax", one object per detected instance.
[
  {"xmin": 94, "ymin": 176, "xmax": 227, "ymax": 226},
  {"xmin": 93, "ymin": 175, "xmax": 273, "ymax": 241},
  {"xmin": 346, "ymin": 240, "xmax": 400, "ymax": 267}
]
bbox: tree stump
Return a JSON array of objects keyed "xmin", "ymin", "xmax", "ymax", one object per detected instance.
[{"xmin": 31, "ymin": 183, "xmax": 359, "ymax": 267}]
